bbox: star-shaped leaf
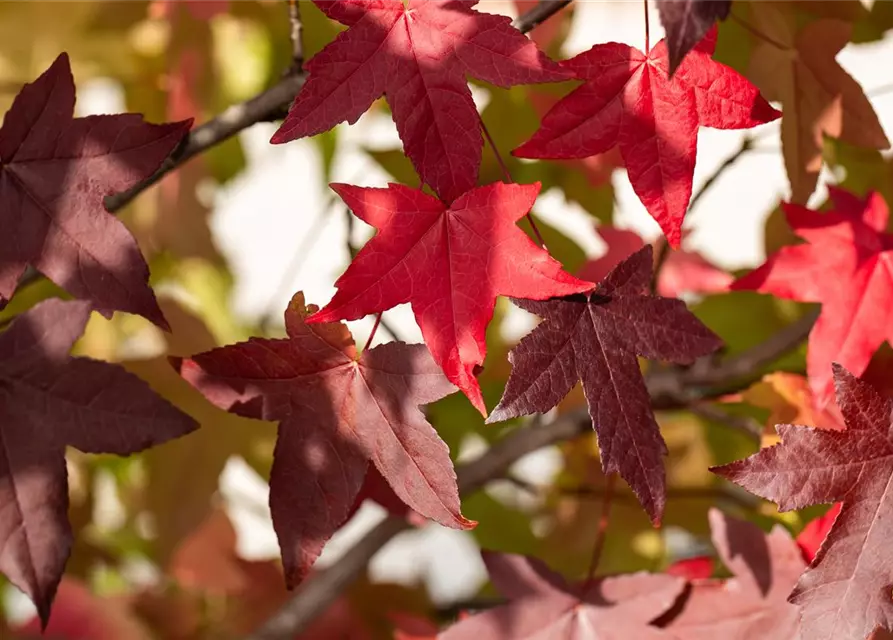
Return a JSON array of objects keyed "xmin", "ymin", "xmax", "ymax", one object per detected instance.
[
  {"xmin": 176, "ymin": 292, "xmax": 473, "ymax": 587},
  {"xmin": 713, "ymin": 364, "xmax": 893, "ymax": 640},
  {"xmin": 439, "ymin": 551, "xmax": 685, "ymax": 639},
  {"xmin": 0, "ymin": 298, "xmax": 197, "ymax": 626},
  {"xmin": 732, "ymin": 187, "xmax": 893, "ymax": 407},
  {"xmin": 663, "ymin": 508, "xmax": 804, "ymax": 639},
  {"xmin": 307, "ymin": 181, "xmax": 593, "ymax": 415},
  {"xmin": 0, "ymin": 53, "xmax": 192, "ymax": 328},
  {"xmin": 514, "ymin": 28, "xmax": 779, "ymax": 246},
  {"xmin": 271, "ymin": 0, "xmax": 570, "ymax": 203},
  {"xmin": 488, "ymin": 246, "xmax": 722, "ymax": 523},
  {"xmin": 744, "ymin": 4, "xmax": 889, "ymax": 203}
]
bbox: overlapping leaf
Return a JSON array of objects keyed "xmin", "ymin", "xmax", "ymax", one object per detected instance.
[
  {"xmin": 744, "ymin": 4, "xmax": 889, "ymax": 202},
  {"xmin": 271, "ymin": 0, "xmax": 570, "ymax": 203},
  {"xmin": 663, "ymin": 508, "xmax": 804, "ymax": 639},
  {"xmin": 713, "ymin": 364, "xmax": 893, "ymax": 640},
  {"xmin": 307, "ymin": 181, "xmax": 593, "ymax": 415},
  {"xmin": 514, "ymin": 28, "xmax": 779, "ymax": 246},
  {"xmin": 0, "ymin": 53, "xmax": 192, "ymax": 328},
  {"xmin": 656, "ymin": 0, "xmax": 731, "ymax": 73},
  {"xmin": 0, "ymin": 298, "xmax": 197, "ymax": 625},
  {"xmin": 489, "ymin": 246, "xmax": 722, "ymax": 523},
  {"xmin": 176, "ymin": 292, "xmax": 473, "ymax": 586},
  {"xmin": 732, "ymin": 187, "xmax": 893, "ymax": 407},
  {"xmin": 440, "ymin": 551, "xmax": 685, "ymax": 639}
]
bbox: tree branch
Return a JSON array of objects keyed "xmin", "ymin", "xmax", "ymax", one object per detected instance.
[{"xmin": 245, "ymin": 297, "xmax": 815, "ymax": 639}]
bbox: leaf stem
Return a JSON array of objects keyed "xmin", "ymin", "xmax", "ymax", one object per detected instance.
[
  {"xmin": 363, "ymin": 313, "xmax": 383, "ymax": 352},
  {"xmin": 479, "ymin": 117, "xmax": 547, "ymax": 249},
  {"xmin": 644, "ymin": 0, "xmax": 651, "ymax": 53},
  {"xmin": 583, "ymin": 473, "xmax": 616, "ymax": 590}
]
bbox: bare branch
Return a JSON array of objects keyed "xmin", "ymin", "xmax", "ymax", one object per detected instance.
[{"xmin": 287, "ymin": 0, "xmax": 304, "ymax": 73}]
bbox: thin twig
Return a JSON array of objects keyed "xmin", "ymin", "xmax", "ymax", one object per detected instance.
[
  {"xmin": 287, "ymin": 0, "xmax": 304, "ymax": 73},
  {"xmin": 362, "ymin": 313, "xmax": 383, "ymax": 352},
  {"xmin": 583, "ymin": 473, "xmax": 616, "ymax": 589},
  {"xmin": 643, "ymin": 0, "xmax": 651, "ymax": 52},
  {"xmin": 688, "ymin": 402, "xmax": 763, "ymax": 442},
  {"xmin": 512, "ymin": 0, "xmax": 573, "ymax": 32},
  {"xmin": 244, "ymin": 295, "xmax": 814, "ymax": 638}
]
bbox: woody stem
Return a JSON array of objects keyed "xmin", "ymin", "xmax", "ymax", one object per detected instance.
[
  {"xmin": 644, "ymin": 0, "xmax": 650, "ymax": 52},
  {"xmin": 583, "ymin": 472, "xmax": 617, "ymax": 589}
]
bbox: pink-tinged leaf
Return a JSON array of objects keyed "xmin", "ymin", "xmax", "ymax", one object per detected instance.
[
  {"xmin": 0, "ymin": 299, "xmax": 197, "ymax": 626},
  {"xmin": 440, "ymin": 551, "xmax": 685, "ymax": 639},
  {"xmin": 657, "ymin": 1, "xmax": 731, "ymax": 74},
  {"xmin": 579, "ymin": 226, "xmax": 731, "ymax": 297},
  {"xmin": 0, "ymin": 53, "xmax": 192, "ymax": 329},
  {"xmin": 489, "ymin": 246, "xmax": 722, "ymax": 523},
  {"xmin": 514, "ymin": 29, "xmax": 779, "ymax": 246},
  {"xmin": 797, "ymin": 503, "xmax": 842, "ymax": 564},
  {"xmin": 176, "ymin": 292, "xmax": 473, "ymax": 587},
  {"xmin": 663, "ymin": 508, "xmax": 804, "ymax": 639},
  {"xmin": 271, "ymin": 0, "xmax": 570, "ymax": 203},
  {"xmin": 15, "ymin": 577, "xmax": 152, "ymax": 640},
  {"xmin": 732, "ymin": 189, "xmax": 893, "ymax": 407},
  {"xmin": 712, "ymin": 364, "xmax": 893, "ymax": 640},
  {"xmin": 307, "ymin": 182, "xmax": 593, "ymax": 415}
]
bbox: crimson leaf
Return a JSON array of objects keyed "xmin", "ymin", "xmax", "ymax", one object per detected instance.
[{"xmin": 270, "ymin": 0, "xmax": 570, "ymax": 203}]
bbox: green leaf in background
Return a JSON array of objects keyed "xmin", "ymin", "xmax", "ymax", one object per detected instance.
[{"xmin": 692, "ymin": 291, "xmax": 809, "ymax": 375}]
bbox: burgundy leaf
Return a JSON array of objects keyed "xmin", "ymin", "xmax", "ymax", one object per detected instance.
[
  {"xmin": 0, "ymin": 53, "xmax": 192, "ymax": 328},
  {"xmin": 176, "ymin": 292, "xmax": 472, "ymax": 587},
  {"xmin": 713, "ymin": 364, "xmax": 893, "ymax": 639},
  {"xmin": 0, "ymin": 298, "xmax": 197, "ymax": 626},
  {"xmin": 489, "ymin": 246, "xmax": 722, "ymax": 523},
  {"xmin": 657, "ymin": 0, "xmax": 732, "ymax": 74}
]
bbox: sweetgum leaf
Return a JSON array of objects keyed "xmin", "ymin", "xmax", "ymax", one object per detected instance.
[
  {"xmin": 307, "ymin": 181, "xmax": 593, "ymax": 415},
  {"xmin": 732, "ymin": 188, "xmax": 893, "ymax": 407},
  {"xmin": 513, "ymin": 27, "xmax": 779, "ymax": 246},
  {"xmin": 713, "ymin": 364, "xmax": 893, "ymax": 639},
  {"xmin": 745, "ymin": 5, "xmax": 889, "ymax": 203},
  {"xmin": 0, "ymin": 53, "xmax": 192, "ymax": 328},
  {"xmin": 656, "ymin": 0, "xmax": 731, "ymax": 74},
  {"xmin": 0, "ymin": 298, "xmax": 197, "ymax": 626},
  {"xmin": 489, "ymin": 246, "xmax": 722, "ymax": 523},
  {"xmin": 176, "ymin": 292, "xmax": 473, "ymax": 587},
  {"xmin": 440, "ymin": 551, "xmax": 685, "ymax": 639},
  {"xmin": 663, "ymin": 508, "xmax": 804, "ymax": 639},
  {"xmin": 271, "ymin": 0, "xmax": 570, "ymax": 203}
]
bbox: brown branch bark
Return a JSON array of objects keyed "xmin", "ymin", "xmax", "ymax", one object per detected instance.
[{"xmin": 244, "ymin": 301, "xmax": 814, "ymax": 639}]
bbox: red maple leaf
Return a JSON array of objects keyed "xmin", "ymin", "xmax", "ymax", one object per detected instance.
[
  {"xmin": 713, "ymin": 364, "xmax": 893, "ymax": 640},
  {"xmin": 732, "ymin": 187, "xmax": 893, "ymax": 407},
  {"xmin": 662, "ymin": 508, "xmax": 804, "ymax": 639},
  {"xmin": 307, "ymin": 181, "xmax": 593, "ymax": 415},
  {"xmin": 440, "ymin": 551, "xmax": 685, "ymax": 639},
  {"xmin": 488, "ymin": 246, "xmax": 722, "ymax": 523},
  {"xmin": 513, "ymin": 28, "xmax": 780, "ymax": 246},
  {"xmin": 579, "ymin": 226, "xmax": 732, "ymax": 298},
  {"xmin": 0, "ymin": 299, "xmax": 197, "ymax": 626},
  {"xmin": 270, "ymin": 0, "xmax": 570, "ymax": 203},
  {"xmin": 176, "ymin": 292, "xmax": 474, "ymax": 587},
  {"xmin": 0, "ymin": 54, "xmax": 192, "ymax": 328}
]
